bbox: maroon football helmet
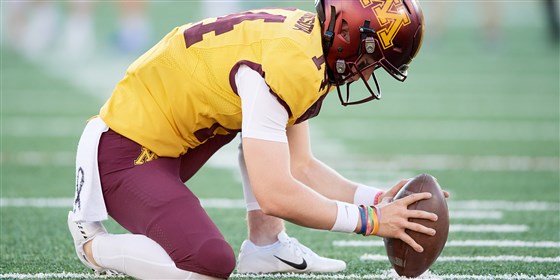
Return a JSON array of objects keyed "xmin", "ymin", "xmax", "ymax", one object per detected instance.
[{"xmin": 316, "ymin": 0, "xmax": 424, "ymax": 105}]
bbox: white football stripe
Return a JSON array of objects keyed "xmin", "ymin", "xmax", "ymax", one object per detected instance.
[
  {"xmin": 451, "ymin": 200, "xmax": 559, "ymax": 211},
  {"xmin": 2, "ymin": 272, "xmax": 560, "ymax": 280},
  {"xmin": 328, "ymin": 154, "xmax": 560, "ymax": 172},
  {"xmin": 333, "ymin": 240, "xmax": 560, "ymax": 248},
  {"xmin": 0, "ymin": 198, "xmax": 556, "ymax": 214},
  {"xmin": 450, "ymin": 210, "xmax": 503, "ymax": 220},
  {"xmin": 325, "ymin": 118, "xmax": 559, "ymax": 141},
  {"xmin": 2, "ymin": 117, "xmax": 85, "ymax": 137},
  {"xmin": 0, "ymin": 197, "xmax": 247, "ymax": 209},
  {"xmin": 361, "ymin": 254, "xmax": 560, "ymax": 263},
  {"xmin": 450, "ymin": 224, "xmax": 529, "ymax": 233},
  {"xmin": 2, "ymin": 149, "xmax": 559, "ymax": 172},
  {"xmin": 0, "ymin": 151, "xmax": 75, "ymax": 167}
]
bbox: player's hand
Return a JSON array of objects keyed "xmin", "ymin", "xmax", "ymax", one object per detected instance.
[
  {"xmin": 374, "ymin": 192, "xmax": 438, "ymax": 253},
  {"xmin": 377, "ymin": 179, "xmax": 409, "ymax": 204},
  {"xmin": 377, "ymin": 179, "xmax": 450, "ymax": 204}
]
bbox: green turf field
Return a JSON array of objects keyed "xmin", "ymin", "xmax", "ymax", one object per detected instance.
[{"xmin": 1, "ymin": 1, "xmax": 559, "ymax": 279}]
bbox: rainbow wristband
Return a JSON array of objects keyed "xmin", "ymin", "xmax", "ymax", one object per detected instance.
[
  {"xmin": 366, "ymin": 206, "xmax": 374, "ymax": 235},
  {"xmin": 371, "ymin": 206, "xmax": 380, "ymax": 235},
  {"xmin": 374, "ymin": 206, "xmax": 381, "ymax": 234},
  {"xmin": 358, "ymin": 206, "xmax": 367, "ymax": 235}
]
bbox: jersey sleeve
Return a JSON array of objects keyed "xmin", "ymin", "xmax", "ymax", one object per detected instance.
[{"xmin": 236, "ymin": 65, "xmax": 289, "ymax": 143}]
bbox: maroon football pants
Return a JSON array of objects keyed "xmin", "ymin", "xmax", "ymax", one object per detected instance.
[{"xmin": 97, "ymin": 129, "xmax": 237, "ymax": 278}]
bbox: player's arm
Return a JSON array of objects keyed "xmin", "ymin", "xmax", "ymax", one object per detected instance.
[
  {"xmin": 287, "ymin": 122, "xmax": 450, "ymax": 204},
  {"xmin": 245, "ymin": 139, "xmax": 436, "ymax": 251},
  {"xmin": 236, "ymin": 65, "xmax": 436, "ymax": 251},
  {"xmin": 287, "ymin": 121, "xmax": 397, "ymax": 206},
  {"xmin": 236, "ymin": 65, "xmax": 342, "ymax": 230},
  {"xmin": 242, "ymin": 138, "xmax": 345, "ymax": 230},
  {"xmin": 286, "ymin": 121, "xmax": 366, "ymax": 203}
]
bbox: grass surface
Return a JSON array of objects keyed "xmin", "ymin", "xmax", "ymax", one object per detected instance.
[{"xmin": 1, "ymin": 1, "xmax": 559, "ymax": 279}]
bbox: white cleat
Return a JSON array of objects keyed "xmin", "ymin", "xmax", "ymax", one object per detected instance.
[
  {"xmin": 237, "ymin": 231, "xmax": 346, "ymax": 273},
  {"xmin": 66, "ymin": 211, "xmax": 120, "ymax": 275}
]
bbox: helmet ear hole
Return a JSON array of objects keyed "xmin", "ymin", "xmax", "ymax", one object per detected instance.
[{"xmin": 340, "ymin": 20, "xmax": 350, "ymax": 43}]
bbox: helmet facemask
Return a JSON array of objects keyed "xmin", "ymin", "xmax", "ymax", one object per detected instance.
[
  {"xmin": 316, "ymin": 0, "xmax": 422, "ymax": 106},
  {"xmin": 331, "ymin": 20, "xmax": 380, "ymax": 105},
  {"xmin": 329, "ymin": 20, "xmax": 410, "ymax": 106}
]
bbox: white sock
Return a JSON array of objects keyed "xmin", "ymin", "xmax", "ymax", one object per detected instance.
[
  {"xmin": 92, "ymin": 233, "xmax": 219, "ymax": 279},
  {"xmin": 238, "ymin": 142, "xmax": 261, "ymax": 211},
  {"xmin": 242, "ymin": 239, "xmax": 280, "ymax": 255}
]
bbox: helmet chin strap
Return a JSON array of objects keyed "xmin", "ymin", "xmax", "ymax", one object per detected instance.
[
  {"xmin": 333, "ymin": 20, "xmax": 382, "ymax": 106},
  {"xmin": 321, "ymin": 5, "xmax": 337, "ymax": 54},
  {"xmin": 318, "ymin": 3, "xmax": 382, "ymax": 106},
  {"xmin": 335, "ymin": 67, "xmax": 382, "ymax": 106}
]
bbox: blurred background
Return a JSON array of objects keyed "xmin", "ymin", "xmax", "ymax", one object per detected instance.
[
  {"xmin": 1, "ymin": 0, "xmax": 559, "ymax": 277},
  {"xmin": 2, "ymin": 0, "xmax": 558, "ymax": 98},
  {"xmin": 2, "ymin": 0, "xmax": 557, "ymax": 193}
]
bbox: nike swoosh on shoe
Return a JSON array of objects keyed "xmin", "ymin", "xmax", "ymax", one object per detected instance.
[{"xmin": 274, "ymin": 255, "xmax": 308, "ymax": 270}]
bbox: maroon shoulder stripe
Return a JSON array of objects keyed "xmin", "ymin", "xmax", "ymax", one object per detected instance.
[{"xmin": 229, "ymin": 61, "xmax": 293, "ymax": 118}]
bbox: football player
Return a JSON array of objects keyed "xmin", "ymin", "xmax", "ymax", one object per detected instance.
[{"xmin": 68, "ymin": 0, "xmax": 438, "ymax": 278}]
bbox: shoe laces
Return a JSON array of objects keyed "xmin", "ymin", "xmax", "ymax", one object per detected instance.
[{"xmin": 284, "ymin": 237, "xmax": 316, "ymax": 258}]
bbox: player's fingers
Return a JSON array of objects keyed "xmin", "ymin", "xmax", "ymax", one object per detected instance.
[
  {"xmin": 385, "ymin": 178, "xmax": 410, "ymax": 197},
  {"xmin": 394, "ymin": 178, "xmax": 409, "ymax": 188},
  {"xmin": 408, "ymin": 210, "xmax": 438, "ymax": 221},
  {"xmin": 399, "ymin": 233, "xmax": 424, "ymax": 253},
  {"xmin": 405, "ymin": 221, "xmax": 436, "ymax": 236},
  {"xmin": 400, "ymin": 192, "xmax": 432, "ymax": 206}
]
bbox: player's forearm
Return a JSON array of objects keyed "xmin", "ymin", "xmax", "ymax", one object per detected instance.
[
  {"xmin": 291, "ymin": 156, "xmax": 358, "ymax": 203},
  {"xmin": 243, "ymin": 138, "xmax": 359, "ymax": 231},
  {"xmin": 254, "ymin": 178, "xmax": 346, "ymax": 230}
]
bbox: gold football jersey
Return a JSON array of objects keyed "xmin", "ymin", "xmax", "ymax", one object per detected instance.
[{"xmin": 100, "ymin": 8, "xmax": 330, "ymax": 157}]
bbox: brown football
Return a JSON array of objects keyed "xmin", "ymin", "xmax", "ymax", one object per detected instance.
[{"xmin": 383, "ymin": 173, "xmax": 449, "ymax": 278}]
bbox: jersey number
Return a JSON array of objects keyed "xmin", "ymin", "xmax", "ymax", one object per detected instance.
[{"xmin": 184, "ymin": 11, "xmax": 287, "ymax": 47}]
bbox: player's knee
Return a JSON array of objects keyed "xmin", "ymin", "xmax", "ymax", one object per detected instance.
[
  {"xmin": 198, "ymin": 238, "xmax": 236, "ymax": 277},
  {"xmin": 175, "ymin": 238, "xmax": 236, "ymax": 278}
]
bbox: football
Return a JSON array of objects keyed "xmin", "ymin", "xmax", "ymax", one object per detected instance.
[{"xmin": 383, "ymin": 173, "xmax": 449, "ymax": 278}]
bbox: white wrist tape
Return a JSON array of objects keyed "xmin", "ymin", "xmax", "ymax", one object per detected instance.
[
  {"xmin": 354, "ymin": 184, "xmax": 383, "ymax": 206},
  {"xmin": 331, "ymin": 201, "xmax": 360, "ymax": 233}
]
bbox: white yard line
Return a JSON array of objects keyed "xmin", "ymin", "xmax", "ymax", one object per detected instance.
[
  {"xmin": 334, "ymin": 240, "xmax": 560, "ymax": 248},
  {"xmin": 0, "ymin": 197, "xmax": 246, "ymax": 209},
  {"xmin": 451, "ymin": 200, "xmax": 559, "ymax": 211},
  {"xmin": 324, "ymin": 118, "xmax": 559, "ymax": 141},
  {"xmin": 2, "ymin": 150, "xmax": 559, "ymax": 172},
  {"xmin": 331, "ymin": 154, "xmax": 560, "ymax": 172},
  {"xmin": 450, "ymin": 224, "xmax": 529, "ymax": 233},
  {"xmin": 0, "ymin": 273, "xmax": 124, "ymax": 279},
  {"xmin": 0, "ymin": 198, "xmax": 557, "ymax": 212},
  {"xmin": 0, "ymin": 151, "xmax": 75, "ymax": 167},
  {"xmin": 2, "ymin": 116, "xmax": 85, "ymax": 137},
  {"xmin": 2, "ymin": 272, "xmax": 560, "ymax": 280},
  {"xmin": 361, "ymin": 254, "xmax": 560, "ymax": 263},
  {"xmin": 235, "ymin": 271, "xmax": 560, "ymax": 280},
  {"xmin": 450, "ymin": 210, "xmax": 503, "ymax": 219}
]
